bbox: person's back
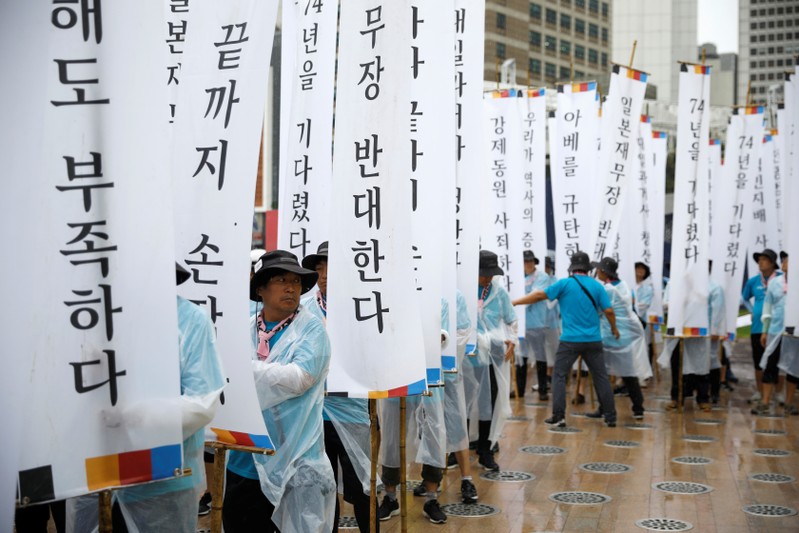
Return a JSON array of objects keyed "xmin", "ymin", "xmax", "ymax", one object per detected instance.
[{"xmin": 544, "ymin": 274, "xmax": 608, "ymax": 343}]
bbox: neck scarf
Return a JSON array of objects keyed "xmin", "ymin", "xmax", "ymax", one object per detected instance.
[
  {"xmin": 761, "ymin": 270, "xmax": 777, "ymax": 289},
  {"xmin": 478, "ymin": 283, "xmax": 491, "ymax": 314},
  {"xmin": 256, "ymin": 309, "xmax": 298, "ymax": 361},
  {"xmin": 316, "ymin": 290, "xmax": 327, "ymax": 314}
]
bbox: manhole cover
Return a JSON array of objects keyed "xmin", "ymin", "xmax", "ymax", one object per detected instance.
[
  {"xmin": 634, "ymin": 518, "xmax": 694, "ymax": 531},
  {"xmin": 548, "ymin": 426, "xmax": 582, "ymax": 433},
  {"xmin": 548, "ymin": 491, "xmax": 612, "ymax": 505},
  {"xmin": 671, "ymin": 456, "xmax": 714, "ymax": 465},
  {"xmin": 439, "ymin": 503, "xmax": 500, "ymax": 517},
  {"xmin": 519, "ymin": 445, "xmax": 567, "ymax": 455},
  {"xmin": 693, "ymin": 418, "xmax": 723, "ymax": 425},
  {"xmin": 682, "ymin": 434, "xmax": 717, "ymax": 442},
  {"xmin": 480, "ymin": 471, "xmax": 535, "ymax": 482},
  {"xmin": 749, "ymin": 473, "xmax": 796, "ymax": 483},
  {"xmin": 579, "ymin": 462, "xmax": 632, "ymax": 473},
  {"xmin": 338, "ymin": 516, "xmax": 359, "ymax": 529},
  {"xmin": 753, "ymin": 429, "xmax": 788, "ymax": 436},
  {"xmin": 652, "ymin": 481, "xmax": 713, "ymax": 495},
  {"xmin": 624, "ymin": 423, "xmax": 653, "ymax": 430},
  {"xmin": 753, "ymin": 448, "xmax": 791, "ymax": 457},
  {"xmin": 507, "ymin": 415, "xmax": 531, "ymax": 422},
  {"xmin": 742, "ymin": 504, "xmax": 797, "ymax": 517},
  {"xmin": 605, "ymin": 440, "xmax": 641, "ymax": 448},
  {"xmin": 525, "ymin": 401, "xmax": 549, "ymax": 408}
]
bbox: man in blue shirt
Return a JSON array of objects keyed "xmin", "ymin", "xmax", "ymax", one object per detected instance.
[
  {"xmin": 742, "ymin": 248, "xmax": 781, "ymax": 404},
  {"xmin": 513, "ymin": 252, "xmax": 619, "ymax": 427}
]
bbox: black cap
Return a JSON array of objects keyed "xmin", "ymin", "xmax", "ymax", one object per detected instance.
[
  {"xmin": 479, "ymin": 250, "xmax": 504, "ymax": 277},
  {"xmin": 301, "ymin": 241, "xmax": 329, "ymax": 270},
  {"xmin": 634, "ymin": 261, "xmax": 651, "ymax": 279},
  {"xmin": 250, "ymin": 250, "xmax": 319, "ymax": 301},
  {"xmin": 523, "ymin": 250, "xmax": 539, "ymax": 264},
  {"xmin": 568, "ymin": 252, "xmax": 592, "ymax": 273},
  {"xmin": 780, "ymin": 251, "xmax": 788, "ymax": 261},
  {"xmin": 591, "ymin": 257, "xmax": 619, "ymax": 279},
  {"xmin": 753, "ymin": 248, "xmax": 778, "ymax": 265}
]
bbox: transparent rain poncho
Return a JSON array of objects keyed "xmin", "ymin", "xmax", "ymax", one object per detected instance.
[
  {"xmin": 250, "ymin": 307, "xmax": 336, "ymax": 533},
  {"xmin": 778, "ymin": 336, "xmax": 799, "ymax": 378},
  {"xmin": 544, "ymin": 299, "xmax": 561, "ymax": 366},
  {"xmin": 67, "ymin": 296, "xmax": 225, "ymax": 533},
  {"xmin": 600, "ymin": 281, "xmax": 650, "ymax": 379},
  {"xmin": 378, "ymin": 386, "xmax": 447, "ymax": 471},
  {"xmin": 463, "ymin": 277, "xmax": 518, "ymax": 445},
  {"xmin": 300, "ymin": 292, "xmax": 377, "ymax": 494},
  {"xmin": 443, "ymin": 291, "xmax": 472, "ymax": 453},
  {"xmin": 761, "ymin": 275, "xmax": 786, "ymax": 365},
  {"xmin": 707, "ymin": 281, "xmax": 726, "ymax": 371},
  {"xmin": 520, "ymin": 270, "xmax": 556, "ymax": 365}
]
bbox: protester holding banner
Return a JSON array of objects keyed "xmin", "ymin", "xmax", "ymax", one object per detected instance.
[
  {"xmin": 588, "ymin": 258, "xmax": 647, "ymax": 421},
  {"xmin": 443, "ymin": 291, "xmax": 480, "ymax": 504},
  {"xmin": 513, "ymin": 252, "xmax": 618, "ymax": 428},
  {"xmin": 634, "ymin": 262, "xmax": 656, "ymax": 370},
  {"xmin": 519, "ymin": 250, "xmax": 556, "ymax": 401},
  {"xmin": 464, "ymin": 250, "xmax": 518, "ymax": 471},
  {"xmin": 300, "ymin": 242, "xmax": 377, "ymax": 533},
  {"xmin": 742, "ymin": 249, "xmax": 781, "ymax": 405},
  {"xmin": 224, "ymin": 251, "xmax": 335, "ymax": 533}
]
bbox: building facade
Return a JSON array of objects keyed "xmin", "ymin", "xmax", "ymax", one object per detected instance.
[
  {"xmin": 484, "ymin": 0, "xmax": 613, "ymax": 87},
  {"xmin": 700, "ymin": 42, "xmax": 738, "ymax": 107}
]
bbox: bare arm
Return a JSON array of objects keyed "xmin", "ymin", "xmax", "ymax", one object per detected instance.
[
  {"xmin": 604, "ymin": 307, "xmax": 620, "ymax": 339},
  {"xmin": 513, "ymin": 289, "xmax": 548, "ymax": 306}
]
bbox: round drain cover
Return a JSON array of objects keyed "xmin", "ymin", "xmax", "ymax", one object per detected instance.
[
  {"xmin": 605, "ymin": 439, "xmax": 641, "ymax": 448},
  {"xmin": 480, "ymin": 470, "xmax": 535, "ymax": 482},
  {"xmin": 337, "ymin": 516, "xmax": 359, "ymax": 529},
  {"xmin": 439, "ymin": 503, "xmax": 500, "ymax": 517},
  {"xmin": 681, "ymin": 434, "xmax": 717, "ymax": 442},
  {"xmin": 652, "ymin": 481, "xmax": 713, "ymax": 495},
  {"xmin": 693, "ymin": 418, "xmax": 723, "ymax": 425},
  {"xmin": 634, "ymin": 517, "xmax": 694, "ymax": 531},
  {"xmin": 579, "ymin": 462, "xmax": 632, "ymax": 473},
  {"xmin": 671, "ymin": 456, "xmax": 713, "ymax": 465},
  {"xmin": 519, "ymin": 445, "xmax": 566, "ymax": 455},
  {"xmin": 742, "ymin": 504, "xmax": 797, "ymax": 517},
  {"xmin": 548, "ymin": 426, "xmax": 582, "ymax": 433},
  {"xmin": 749, "ymin": 473, "xmax": 796, "ymax": 483},
  {"xmin": 624, "ymin": 423, "xmax": 653, "ymax": 430},
  {"xmin": 548, "ymin": 491, "xmax": 611, "ymax": 505},
  {"xmin": 753, "ymin": 448, "xmax": 791, "ymax": 457},
  {"xmin": 753, "ymin": 428, "xmax": 787, "ymax": 436}
]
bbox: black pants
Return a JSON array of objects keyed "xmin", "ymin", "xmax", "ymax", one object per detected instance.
[
  {"xmin": 382, "ymin": 464, "xmax": 443, "ymax": 487},
  {"xmin": 670, "ymin": 345, "xmax": 709, "ymax": 404},
  {"xmin": 223, "ymin": 469, "xmax": 279, "ymax": 533},
  {"xmin": 621, "ymin": 376, "xmax": 644, "ymax": 413},
  {"xmin": 14, "ymin": 501, "xmax": 65, "ymax": 533},
  {"xmin": 515, "ymin": 356, "xmax": 528, "ymax": 397},
  {"xmin": 325, "ymin": 421, "xmax": 377, "ymax": 533}
]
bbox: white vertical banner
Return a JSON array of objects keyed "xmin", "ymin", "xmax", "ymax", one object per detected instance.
[
  {"xmin": 327, "ymin": 0, "xmax": 427, "ymax": 397},
  {"xmin": 647, "ymin": 130, "xmax": 668, "ymax": 325},
  {"xmin": 710, "ymin": 108, "xmax": 764, "ymax": 341},
  {"xmin": 627, "ymin": 116, "xmax": 654, "ymax": 287},
  {"xmin": 5, "ymin": 3, "xmax": 184, "ymax": 503},
  {"xmin": 550, "ymin": 81, "xmax": 600, "ymax": 278},
  {"xmin": 748, "ymin": 130, "xmax": 778, "ymax": 278},
  {"xmin": 173, "ymin": 1, "xmax": 279, "ymax": 448},
  {"xmin": 454, "ymin": 0, "xmax": 485, "ymax": 354},
  {"xmin": 277, "ymin": 0, "xmax": 337, "ymax": 257},
  {"xmin": 482, "ymin": 92, "xmax": 526, "ymax": 333},
  {"xmin": 520, "ymin": 88, "xmax": 549, "ymax": 262},
  {"xmin": 771, "ymin": 124, "xmax": 785, "ymax": 252},
  {"xmin": 783, "ymin": 69, "xmax": 799, "ymax": 334},
  {"xmin": 589, "ymin": 65, "xmax": 648, "ymax": 261},
  {"xmin": 407, "ymin": 1, "xmax": 454, "ymax": 385},
  {"xmin": 707, "ymin": 138, "xmax": 723, "ymax": 263},
  {"xmin": 666, "ymin": 63, "xmax": 711, "ymax": 337},
  {"xmin": 164, "ymin": 0, "xmax": 194, "ymax": 127}
]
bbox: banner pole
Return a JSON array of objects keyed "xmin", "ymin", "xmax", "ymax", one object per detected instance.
[
  {"xmin": 98, "ymin": 490, "xmax": 113, "ymax": 533},
  {"xmin": 211, "ymin": 446, "xmax": 226, "ymax": 533},
  {"xmin": 574, "ymin": 356, "xmax": 583, "ymax": 405},
  {"xmin": 511, "ymin": 361, "xmax": 519, "ymax": 399},
  {"xmin": 369, "ymin": 399, "xmax": 378, "ymax": 533},
  {"xmin": 399, "ymin": 397, "xmax": 407, "ymax": 533},
  {"xmin": 650, "ymin": 325, "xmax": 659, "ymax": 383},
  {"xmin": 678, "ymin": 339, "xmax": 684, "ymax": 414}
]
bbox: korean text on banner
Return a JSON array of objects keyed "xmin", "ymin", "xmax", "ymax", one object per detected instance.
[
  {"xmin": 6, "ymin": 2, "xmax": 184, "ymax": 503},
  {"xmin": 748, "ymin": 133, "xmax": 780, "ymax": 279},
  {"xmin": 277, "ymin": 0, "xmax": 337, "ymax": 258},
  {"xmin": 454, "ymin": 0, "xmax": 486, "ymax": 355},
  {"xmin": 783, "ymin": 70, "xmax": 799, "ymax": 334},
  {"xmin": 327, "ymin": 1, "xmax": 427, "ymax": 398},
  {"xmin": 647, "ymin": 131, "xmax": 668, "ymax": 325},
  {"xmin": 172, "ymin": 1, "xmax": 279, "ymax": 449},
  {"xmin": 520, "ymin": 89, "xmax": 548, "ymax": 264},
  {"xmin": 666, "ymin": 64, "xmax": 712, "ymax": 337},
  {"xmin": 627, "ymin": 116, "xmax": 654, "ymax": 287}
]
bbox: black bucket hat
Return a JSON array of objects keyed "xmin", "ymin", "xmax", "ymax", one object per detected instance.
[
  {"xmin": 780, "ymin": 251, "xmax": 789, "ymax": 261},
  {"xmin": 568, "ymin": 251, "xmax": 592, "ymax": 273},
  {"xmin": 250, "ymin": 250, "xmax": 318, "ymax": 301},
  {"xmin": 591, "ymin": 257, "xmax": 619, "ymax": 279},
  {"xmin": 176, "ymin": 262, "xmax": 190, "ymax": 285},
  {"xmin": 545, "ymin": 256, "xmax": 554, "ymax": 269},
  {"xmin": 634, "ymin": 261, "xmax": 651, "ymax": 279},
  {"xmin": 479, "ymin": 250, "xmax": 504, "ymax": 277},
  {"xmin": 753, "ymin": 248, "xmax": 778, "ymax": 265},
  {"xmin": 301, "ymin": 241, "xmax": 329, "ymax": 270},
  {"xmin": 523, "ymin": 250, "xmax": 540, "ymax": 264}
]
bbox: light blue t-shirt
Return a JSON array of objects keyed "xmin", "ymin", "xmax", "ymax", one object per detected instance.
[
  {"xmin": 742, "ymin": 272, "xmax": 781, "ymax": 334},
  {"xmin": 544, "ymin": 274, "xmax": 611, "ymax": 343}
]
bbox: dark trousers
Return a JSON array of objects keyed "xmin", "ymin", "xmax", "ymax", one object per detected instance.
[
  {"xmin": 621, "ymin": 376, "xmax": 644, "ymax": 413},
  {"xmin": 536, "ymin": 360, "xmax": 549, "ymax": 395},
  {"xmin": 14, "ymin": 501, "xmax": 65, "ymax": 533},
  {"xmin": 383, "ymin": 464, "xmax": 443, "ymax": 487},
  {"xmin": 515, "ymin": 356, "xmax": 528, "ymax": 397},
  {"xmin": 552, "ymin": 341, "xmax": 616, "ymax": 422},
  {"xmin": 223, "ymin": 469, "xmax": 279, "ymax": 533},
  {"xmin": 669, "ymin": 345, "xmax": 710, "ymax": 404},
  {"xmin": 325, "ymin": 420, "xmax": 377, "ymax": 533}
]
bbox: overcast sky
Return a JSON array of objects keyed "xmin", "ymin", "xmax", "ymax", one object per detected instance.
[{"xmin": 697, "ymin": 0, "xmax": 739, "ymax": 54}]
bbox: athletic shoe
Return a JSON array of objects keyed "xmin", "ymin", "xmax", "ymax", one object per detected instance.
[
  {"xmin": 584, "ymin": 410, "xmax": 603, "ymax": 419},
  {"xmin": 613, "ymin": 385, "xmax": 629, "ymax": 396},
  {"xmin": 750, "ymin": 403, "xmax": 769, "ymax": 416},
  {"xmin": 539, "ymin": 392, "xmax": 549, "ymax": 401},
  {"xmin": 544, "ymin": 415, "xmax": 566, "ymax": 427},
  {"xmin": 478, "ymin": 451, "xmax": 500, "ymax": 471},
  {"xmin": 633, "ymin": 411, "xmax": 644, "ymax": 420},
  {"xmin": 446, "ymin": 452, "xmax": 458, "ymax": 470},
  {"xmin": 378, "ymin": 496, "xmax": 399, "ymax": 521},
  {"xmin": 749, "ymin": 391, "xmax": 762, "ymax": 404},
  {"xmin": 491, "ymin": 442, "xmax": 499, "ymax": 454},
  {"xmin": 197, "ymin": 491, "xmax": 212, "ymax": 516},
  {"xmin": 664, "ymin": 401, "xmax": 679, "ymax": 411},
  {"xmin": 571, "ymin": 393, "xmax": 586, "ymax": 405},
  {"xmin": 413, "ymin": 483, "xmax": 427, "ymax": 497},
  {"xmin": 460, "ymin": 479, "xmax": 478, "ymax": 504},
  {"xmin": 775, "ymin": 392, "xmax": 785, "ymax": 406},
  {"xmin": 605, "ymin": 419, "xmax": 617, "ymax": 428},
  {"xmin": 422, "ymin": 499, "xmax": 447, "ymax": 524},
  {"xmin": 783, "ymin": 404, "xmax": 799, "ymax": 416},
  {"xmin": 698, "ymin": 403, "xmax": 712, "ymax": 413}
]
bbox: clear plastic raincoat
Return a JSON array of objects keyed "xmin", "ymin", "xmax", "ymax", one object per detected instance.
[
  {"xmin": 761, "ymin": 275, "xmax": 786, "ymax": 365},
  {"xmin": 600, "ymin": 281, "xmax": 650, "ymax": 379},
  {"xmin": 250, "ymin": 307, "xmax": 336, "ymax": 532},
  {"xmin": 463, "ymin": 277, "xmax": 517, "ymax": 445},
  {"xmin": 443, "ymin": 291, "xmax": 472, "ymax": 453},
  {"xmin": 520, "ymin": 270, "xmax": 555, "ymax": 365},
  {"xmin": 67, "ymin": 296, "xmax": 225, "ymax": 533}
]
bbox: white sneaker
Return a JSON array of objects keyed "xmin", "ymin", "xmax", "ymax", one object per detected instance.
[
  {"xmin": 774, "ymin": 392, "xmax": 785, "ymax": 405},
  {"xmin": 750, "ymin": 391, "xmax": 762, "ymax": 403}
]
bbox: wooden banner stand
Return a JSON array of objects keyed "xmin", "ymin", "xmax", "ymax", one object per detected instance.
[
  {"xmin": 678, "ymin": 339, "xmax": 684, "ymax": 414},
  {"xmin": 399, "ymin": 397, "xmax": 408, "ymax": 533},
  {"xmin": 369, "ymin": 398, "xmax": 379, "ymax": 533}
]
